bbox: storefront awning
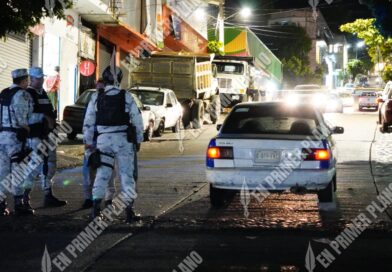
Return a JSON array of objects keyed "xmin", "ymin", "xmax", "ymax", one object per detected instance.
[{"xmin": 97, "ymin": 22, "xmax": 158, "ymax": 56}]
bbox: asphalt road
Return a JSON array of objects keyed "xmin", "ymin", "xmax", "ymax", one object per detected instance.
[
  {"xmin": 85, "ymin": 108, "xmax": 392, "ymax": 272},
  {"xmin": 1, "ymin": 107, "xmax": 392, "ymax": 272}
]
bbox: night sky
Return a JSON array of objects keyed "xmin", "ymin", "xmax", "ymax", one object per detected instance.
[{"xmin": 225, "ymin": 0, "xmax": 372, "ymax": 32}]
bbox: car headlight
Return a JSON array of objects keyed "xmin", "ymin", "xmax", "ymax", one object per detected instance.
[
  {"xmin": 285, "ymin": 95, "xmax": 300, "ymax": 106},
  {"xmin": 313, "ymin": 94, "xmax": 326, "ymax": 107}
]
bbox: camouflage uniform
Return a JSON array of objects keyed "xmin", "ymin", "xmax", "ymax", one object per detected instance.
[
  {"xmin": 0, "ymin": 82, "xmax": 33, "ymax": 214},
  {"xmin": 83, "ymin": 85, "xmax": 144, "ymax": 204}
]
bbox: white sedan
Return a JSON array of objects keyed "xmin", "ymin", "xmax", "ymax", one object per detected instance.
[
  {"xmin": 206, "ymin": 101, "xmax": 344, "ymax": 207},
  {"xmin": 130, "ymin": 87, "xmax": 183, "ymax": 136}
]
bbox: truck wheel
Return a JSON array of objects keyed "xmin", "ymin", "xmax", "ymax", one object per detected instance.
[
  {"xmin": 210, "ymin": 184, "xmax": 226, "ymax": 207},
  {"xmin": 182, "ymin": 103, "xmax": 191, "ymax": 129},
  {"xmin": 67, "ymin": 131, "xmax": 77, "ymax": 140},
  {"xmin": 382, "ymin": 118, "xmax": 389, "ymax": 133},
  {"xmin": 191, "ymin": 99, "xmax": 204, "ymax": 129},
  {"xmin": 210, "ymin": 95, "xmax": 221, "ymax": 124},
  {"xmin": 317, "ymin": 177, "xmax": 335, "ymax": 203}
]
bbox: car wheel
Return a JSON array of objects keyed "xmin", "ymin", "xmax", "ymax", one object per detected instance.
[
  {"xmin": 317, "ymin": 177, "xmax": 335, "ymax": 203},
  {"xmin": 210, "ymin": 184, "xmax": 227, "ymax": 207},
  {"xmin": 210, "ymin": 95, "xmax": 221, "ymax": 124},
  {"xmin": 154, "ymin": 120, "xmax": 165, "ymax": 137},
  {"xmin": 67, "ymin": 131, "xmax": 77, "ymax": 140},
  {"xmin": 172, "ymin": 118, "xmax": 181, "ymax": 133},
  {"xmin": 144, "ymin": 121, "xmax": 154, "ymax": 142}
]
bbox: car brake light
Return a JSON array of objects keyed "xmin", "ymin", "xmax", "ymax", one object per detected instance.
[
  {"xmin": 302, "ymin": 148, "xmax": 330, "ymax": 161},
  {"xmin": 207, "ymin": 147, "xmax": 233, "ymax": 159}
]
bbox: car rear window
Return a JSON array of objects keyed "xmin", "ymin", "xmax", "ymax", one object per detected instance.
[
  {"xmin": 221, "ymin": 105, "xmax": 319, "ymax": 135},
  {"xmin": 76, "ymin": 90, "xmax": 94, "ymax": 106}
]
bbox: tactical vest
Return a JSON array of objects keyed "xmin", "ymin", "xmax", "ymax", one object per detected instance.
[
  {"xmin": 0, "ymin": 86, "xmax": 22, "ymax": 129},
  {"xmin": 26, "ymin": 87, "xmax": 56, "ymax": 118},
  {"xmin": 96, "ymin": 89, "xmax": 129, "ymax": 126}
]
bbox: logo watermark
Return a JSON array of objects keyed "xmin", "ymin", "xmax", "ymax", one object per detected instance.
[
  {"xmin": 304, "ymin": 182, "xmax": 392, "ymax": 271},
  {"xmin": 173, "ymin": 251, "xmax": 203, "ymax": 272}
]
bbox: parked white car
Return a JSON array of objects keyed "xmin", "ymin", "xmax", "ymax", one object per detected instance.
[
  {"xmin": 130, "ymin": 93, "xmax": 156, "ymax": 141},
  {"xmin": 206, "ymin": 101, "xmax": 344, "ymax": 207},
  {"xmin": 130, "ymin": 87, "xmax": 183, "ymax": 136}
]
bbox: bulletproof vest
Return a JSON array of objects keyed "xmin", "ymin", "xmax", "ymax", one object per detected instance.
[
  {"xmin": 26, "ymin": 87, "xmax": 54, "ymax": 115},
  {"xmin": 0, "ymin": 86, "xmax": 22, "ymax": 127},
  {"xmin": 96, "ymin": 89, "xmax": 129, "ymax": 126}
]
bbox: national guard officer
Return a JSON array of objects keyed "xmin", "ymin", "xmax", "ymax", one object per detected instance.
[
  {"xmin": 83, "ymin": 66, "xmax": 144, "ymax": 222},
  {"xmin": 22, "ymin": 67, "xmax": 67, "ymax": 211},
  {"xmin": 0, "ymin": 69, "xmax": 33, "ymax": 216}
]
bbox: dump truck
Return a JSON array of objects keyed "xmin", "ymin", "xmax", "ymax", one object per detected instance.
[
  {"xmin": 130, "ymin": 52, "xmax": 220, "ymax": 129},
  {"xmin": 210, "ymin": 27, "xmax": 283, "ymax": 109}
]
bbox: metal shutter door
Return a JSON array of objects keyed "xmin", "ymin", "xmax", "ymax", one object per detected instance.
[{"xmin": 0, "ymin": 34, "xmax": 31, "ymax": 89}]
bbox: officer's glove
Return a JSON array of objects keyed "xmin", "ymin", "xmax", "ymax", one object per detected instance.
[{"xmin": 136, "ymin": 143, "xmax": 141, "ymax": 152}]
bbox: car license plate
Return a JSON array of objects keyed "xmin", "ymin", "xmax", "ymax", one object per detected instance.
[{"xmin": 254, "ymin": 150, "xmax": 281, "ymax": 163}]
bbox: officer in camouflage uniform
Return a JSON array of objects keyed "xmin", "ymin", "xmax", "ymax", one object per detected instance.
[
  {"xmin": 83, "ymin": 66, "xmax": 144, "ymax": 222},
  {"xmin": 22, "ymin": 67, "xmax": 66, "ymax": 211},
  {"xmin": 0, "ymin": 69, "xmax": 33, "ymax": 216}
]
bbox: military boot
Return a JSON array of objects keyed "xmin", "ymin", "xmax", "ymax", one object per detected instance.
[
  {"xmin": 14, "ymin": 196, "xmax": 34, "ymax": 216},
  {"xmin": 125, "ymin": 205, "xmax": 141, "ymax": 223},
  {"xmin": 92, "ymin": 199, "xmax": 102, "ymax": 219},
  {"xmin": 81, "ymin": 199, "xmax": 93, "ymax": 209},
  {"xmin": 44, "ymin": 188, "xmax": 67, "ymax": 207},
  {"xmin": 23, "ymin": 189, "xmax": 34, "ymax": 211},
  {"xmin": 0, "ymin": 201, "xmax": 10, "ymax": 217}
]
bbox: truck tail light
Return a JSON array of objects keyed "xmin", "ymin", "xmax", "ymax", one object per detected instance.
[{"xmin": 302, "ymin": 148, "xmax": 330, "ymax": 161}]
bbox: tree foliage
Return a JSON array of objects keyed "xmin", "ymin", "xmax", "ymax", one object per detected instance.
[
  {"xmin": 340, "ymin": 18, "xmax": 392, "ymax": 81},
  {"xmin": 382, "ymin": 64, "xmax": 392, "ymax": 82},
  {"xmin": 360, "ymin": 0, "xmax": 392, "ymax": 37},
  {"xmin": 0, "ymin": 0, "xmax": 72, "ymax": 38},
  {"xmin": 207, "ymin": 40, "xmax": 225, "ymax": 56},
  {"xmin": 347, "ymin": 59, "xmax": 367, "ymax": 79}
]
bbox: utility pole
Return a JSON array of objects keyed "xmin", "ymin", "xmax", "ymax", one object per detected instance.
[{"xmin": 218, "ymin": 0, "xmax": 225, "ymax": 52}]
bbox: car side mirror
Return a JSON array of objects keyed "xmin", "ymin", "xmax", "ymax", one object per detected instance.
[
  {"xmin": 216, "ymin": 124, "xmax": 222, "ymax": 131},
  {"xmin": 143, "ymin": 106, "xmax": 151, "ymax": 111},
  {"xmin": 332, "ymin": 126, "xmax": 344, "ymax": 134},
  {"xmin": 166, "ymin": 103, "xmax": 173, "ymax": 108}
]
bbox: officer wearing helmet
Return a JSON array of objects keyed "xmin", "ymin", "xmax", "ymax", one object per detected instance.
[
  {"xmin": 83, "ymin": 65, "xmax": 144, "ymax": 222},
  {"xmin": 21, "ymin": 67, "xmax": 67, "ymax": 212},
  {"xmin": 0, "ymin": 69, "xmax": 33, "ymax": 216}
]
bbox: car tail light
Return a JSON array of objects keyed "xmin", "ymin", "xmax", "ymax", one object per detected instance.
[
  {"xmin": 207, "ymin": 146, "xmax": 233, "ymax": 159},
  {"xmin": 302, "ymin": 148, "xmax": 330, "ymax": 161},
  {"xmin": 63, "ymin": 108, "xmax": 69, "ymax": 118}
]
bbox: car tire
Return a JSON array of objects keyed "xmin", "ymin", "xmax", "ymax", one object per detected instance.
[
  {"xmin": 317, "ymin": 177, "xmax": 335, "ymax": 203},
  {"xmin": 172, "ymin": 118, "xmax": 181, "ymax": 133},
  {"xmin": 191, "ymin": 99, "xmax": 204, "ymax": 129},
  {"xmin": 210, "ymin": 184, "xmax": 228, "ymax": 207},
  {"xmin": 67, "ymin": 131, "xmax": 77, "ymax": 140},
  {"xmin": 144, "ymin": 121, "xmax": 154, "ymax": 142},
  {"xmin": 210, "ymin": 95, "xmax": 221, "ymax": 124},
  {"xmin": 154, "ymin": 120, "xmax": 165, "ymax": 137}
]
